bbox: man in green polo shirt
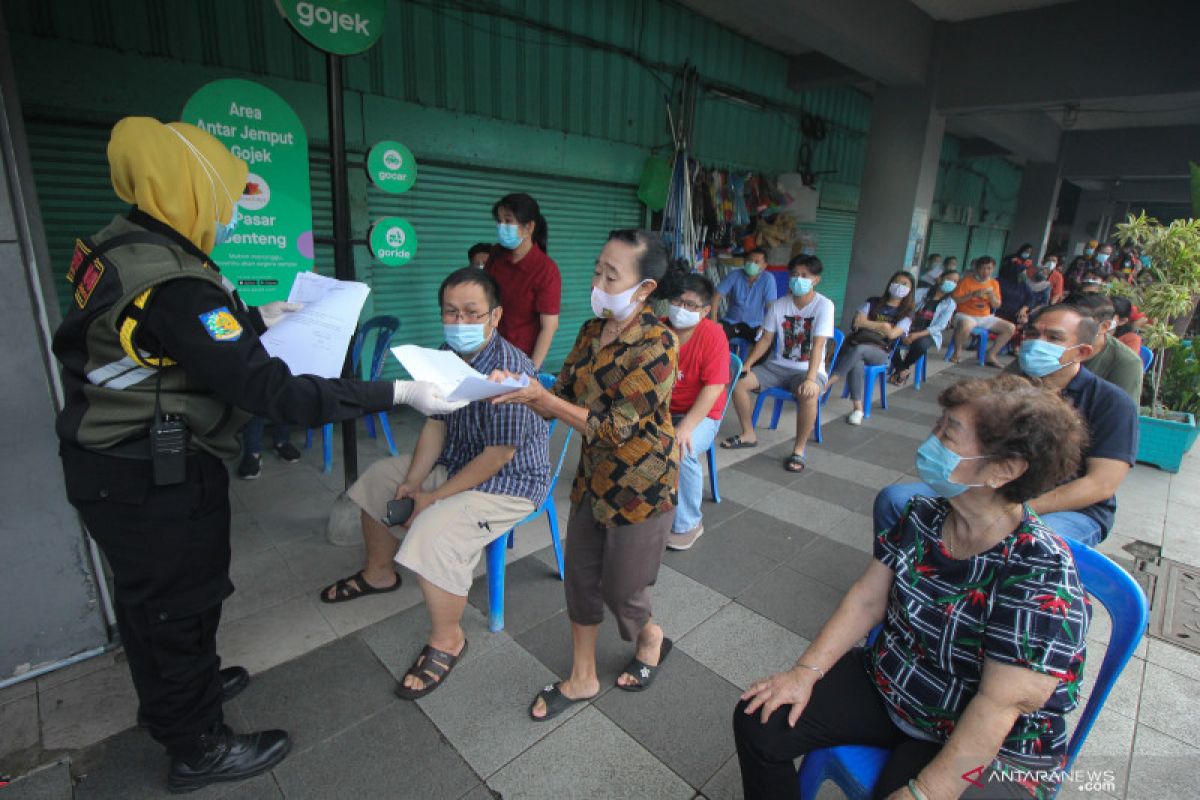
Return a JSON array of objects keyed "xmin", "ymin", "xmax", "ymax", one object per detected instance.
[{"xmin": 1068, "ymin": 292, "xmax": 1144, "ymax": 403}]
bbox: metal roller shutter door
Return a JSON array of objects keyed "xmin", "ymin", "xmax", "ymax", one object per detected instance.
[
  {"xmin": 805, "ymin": 207, "xmax": 856, "ymax": 312},
  {"xmin": 366, "ymin": 164, "xmax": 641, "ymax": 374},
  {"xmin": 927, "ymin": 221, "xmax": 970, "ymax": 266},
  {"xmin": 966, "ymin": 226, "xmax": 1009, "ymax": 267}
]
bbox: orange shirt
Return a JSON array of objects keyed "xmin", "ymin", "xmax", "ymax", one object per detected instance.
[{"xmin": 953, "ymin": 276, "xmax": 1001, "ymax": 317}]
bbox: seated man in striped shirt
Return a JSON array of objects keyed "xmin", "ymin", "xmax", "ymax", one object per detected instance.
[{"xmin": 320, "ymin": 268, "xmax": 550, "ymax": 698}]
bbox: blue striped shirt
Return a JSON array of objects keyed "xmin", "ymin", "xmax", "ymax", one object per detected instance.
[{"xmin": 433, "ymin": 334, "xmax": 550, "ymax": 507}]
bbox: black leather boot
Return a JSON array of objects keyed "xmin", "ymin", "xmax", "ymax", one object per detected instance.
[
  {"xmin": 167, "ymin": 724, "xmax": 291, "ymax": 793},
  {"xmin": 138, "ymin": 666, "xmax": 251, "ymax": 728}
]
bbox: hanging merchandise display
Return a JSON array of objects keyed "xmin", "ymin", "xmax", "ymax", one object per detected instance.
[
  {"xmin": 181, "ymin": 78, "xmax": 314, "ymax": 304},
  {"xmin": 369, "ymin": 216, "xmax": 418, "ymax": 266},
  {"xmin": 366, "ymin": 140, "xmax": 417, "ymax": 194}
]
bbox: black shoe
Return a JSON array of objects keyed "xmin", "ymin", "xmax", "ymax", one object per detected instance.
[
  {"xmin": 237, "ymin": 453, "xmax": 262, "ymax": 480},
  {"xmin": 272, "ymin": 442, "xmax": 301, "ymax": 463},
  {"xmin": 139, "ymin": 667, "xmax": 251, "ymax": 728},
  {"xmin": 167, "ymin": 725, "xmax": 291, "ymax": 794}
]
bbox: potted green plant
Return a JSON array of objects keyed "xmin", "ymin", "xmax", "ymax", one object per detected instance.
[{"xmin": 1112, "ymin": 213, "xmax": 1200, "ymax": 472}]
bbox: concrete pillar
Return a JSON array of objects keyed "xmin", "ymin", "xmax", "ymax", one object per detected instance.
[
  {"xmin": 844, "ymin": 86, "xmax": 944, "ymax": 327},
  {"xmin": 1008, "ymin": 162, "xmax": 1062, "ymax": 261},
  {"xmin": 1066, "ymin": 190, "xmax": 1117, "ymax": 256}
]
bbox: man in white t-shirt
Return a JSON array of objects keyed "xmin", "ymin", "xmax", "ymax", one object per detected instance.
[{"xmin": 721, "ymin": 255, "xmax": 835, "ymax": 474}]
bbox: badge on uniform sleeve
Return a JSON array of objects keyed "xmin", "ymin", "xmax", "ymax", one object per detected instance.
[{"xmin": 198, "ymin": 306, "xmax": 243, "ymax": 341}]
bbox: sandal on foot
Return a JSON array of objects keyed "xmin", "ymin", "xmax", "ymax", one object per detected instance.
[
  {"xmin": 721, "ymin": 435, "xmax": 757, "ymax": 450},
  {"xmin": 984, "ymin": 359, "xmax": 1004, "ymax": 369},
  {"xmin": 783, "ymin": 454, "xmax": 807, "ymax": 473},
  {"xmin": 529, "ymin": 682, "xmax": 593, "ymax": 722},
  {"xmin": 319, "ymin": 570, "xmax": 402, "ymax": 604},
  {"xmin": 394, "ymin": 640, "xmax": 468, "ymax": 700},
  {"xmin": 617, "ymin": 638, "xmax": 673, "ymax": 692}
]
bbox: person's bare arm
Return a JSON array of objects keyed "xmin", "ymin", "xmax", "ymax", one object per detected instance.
[
  {"xmin": 426, "ymin": 445, "xmax": 516, "ymax": 501},
  {"xmin": 676, "ymin": 383, "xmax": 725, "ymax": 455},
  {"xmin": 742, "ymin": 330, "xmax": 775, "ymax": 372},
  {"xmin": 1027, "ymin": 457, "xmax": 1130, "ymax": 516},
  {"xmin": 529, "ymin": 314, "xmax": 559, "ymax": 371},
  {"xmin": 853, "ymin": 312, "xmax": 894, "ymax": 336},
  {"xmin": 710, "ymin": 293, "xmax": 723, "ymax": 321},
  {"xmin": 400, "ymin": 418, "xmax": 447, "ymax": 489}
]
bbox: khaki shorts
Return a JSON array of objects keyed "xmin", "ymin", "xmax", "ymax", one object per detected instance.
[
  {"xmin": 751, "ymin": 361, "xmax": 828, "ymax": 394},
  {"xmin": 347, "ymin": 455, "xmax": 535, "ymax": 596},
  {"xmin": 954, "ymin": 312, "xmax": 1006, "ymax": 331}
]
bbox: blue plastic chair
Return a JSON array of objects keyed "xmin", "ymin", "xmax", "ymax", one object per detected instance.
[
  {"xmin": 772, "ymin": 269, "xmax": 791, "ymax": 298},
  {"xmin": 944, "ymin": 326, "xmax": 990, "ymax": 366},
  {"xmin": 750, "ymin": 329, "xmax": 845, "ymax": 446},
  {"xmin": 704, "ymin": 353, "xmax": 743, "ymax": 503},
  {"xmin": 796, "ymin": 539, "xmax": 1149, "ymax": 799},
  {"xmin": 305, "ymin": 316, "xmax": 401, "ymax": 473},
  {"xmin": 912, "ymin": 350, "xmax": 928, "ymax": 390},
  {"xmin": 1139, "ymin": 346, "xmax": 1153, "ymax": 372},
  {"xmin": 729, "ymin": 337, "xmax": 751, "ymax": 362},
  {"xmin": 484, "ymin": 410, "xmax": 572, "ymax": 633},
  {"xmin": 841, "ymin": 339, "xmax": 901, "ymax": 418}
]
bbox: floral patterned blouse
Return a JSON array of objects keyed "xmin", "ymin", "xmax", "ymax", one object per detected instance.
[
  {"xmin": 553, "ymin": 312, "xmax": 679, "ymax": 527},
  {"xmin": 871, "ymin": 496, "xmax": 1091, "ymax": 797}
]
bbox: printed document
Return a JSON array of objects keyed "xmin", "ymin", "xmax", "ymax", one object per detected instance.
[
  {"xmin": 260, "ymin": 272, "xmax": 370, "ymax": 378},
  {"xmin": 391, "ymin": 344, "xmax": 528, "ymax": 402}
]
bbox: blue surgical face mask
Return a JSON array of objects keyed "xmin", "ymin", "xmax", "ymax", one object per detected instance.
[
  {"xmin": 1018, "ymin": 339, "xmax": 1080, "ymax": 378},
  {"xmin": 800, "ymin": 247, "xmax": 816, "ymax": 256},
  {"xmin": 940, "ymin": 279, "xmax": 958, "ymax": 294},
  {"xmin": 497, "ymin": 223, "xmax": 523, "ymax": 250},
  {"xmin": 1084, "ymin": 247, "xmax": 1095, "ymax": 256},
  {"xmin": 1095, "ymin": 252, "xmax": 1110, "ymax": 265},
  {"xmin": 444, "ymin": 323, "xmax": 488, "ymax": 354},
  {"xmin": 1020, "ymin": 250, "xmax": 1032, "ymax": 259},
  {"xmin": 790, "ymin": 276, "xmax": 813, "ymax": 296},
  {"xmin": 1139, "ymin": 255, "xmax": 1152, "ymax": 268},
  {"xmin": 215, "ymin": 209, "xmax": 240, "ymax": 245},
  {"xmin": 915, "ymin": 435, "xmax": 991, "ymax": 498}
]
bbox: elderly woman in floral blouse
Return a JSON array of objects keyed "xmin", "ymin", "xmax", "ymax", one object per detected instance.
[
  {"xmin": 494, "ymin": 230, "xmax": 689, "ymax": 720},
  {"xmin": 734, "ymin": 374, "xmax": 1091, "ymax": 800}
]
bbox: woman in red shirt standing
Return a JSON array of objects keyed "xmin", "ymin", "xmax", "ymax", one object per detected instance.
[
  {"xmin": 484, "ymin": 193, "xmax": 562, "ymax": 370},
  {"xmin": 664, "ymin": 274, "xmax": 730, "ymax": 550}
]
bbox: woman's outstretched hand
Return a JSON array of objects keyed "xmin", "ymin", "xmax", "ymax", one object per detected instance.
[{"xmin": 740, "ymin": 667, "xmax": 819, "ymax": 727}]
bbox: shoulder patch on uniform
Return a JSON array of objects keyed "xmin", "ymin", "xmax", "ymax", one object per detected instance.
[{"xmin": 198, "ymin": 306, "xmax": 243, "ymax": 341}]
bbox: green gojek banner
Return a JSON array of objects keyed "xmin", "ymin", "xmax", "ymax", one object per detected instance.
[
  {"xmin": 276, "ymin": 0, "xmax": 385, "ymax": 55},
  {"xmin": 182, "ymin": 79, "xmax": 314, "ymax": 304}
]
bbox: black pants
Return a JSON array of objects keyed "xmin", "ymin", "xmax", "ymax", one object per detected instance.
[
  {"xmin": 61, "ymin": 444, "xmax": 234, "ymax": 757},
  {"xmin": 732, "ymin": 650, "xmax": 1029, "ymax": 800},
  {"xmin": 891, "ymin": 335, "xmax": 938, "ymax": 372},
  {"xmin": 722, "ymin": 321, "xmax": 767, "ymax": 368}
]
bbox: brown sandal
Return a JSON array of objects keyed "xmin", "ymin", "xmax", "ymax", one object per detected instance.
[{"xmin": 394, "ymin": 640, "xmax": 468, "ymax": 700}]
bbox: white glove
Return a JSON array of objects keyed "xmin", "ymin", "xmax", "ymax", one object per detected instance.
[
  {"xmin": 258, "ymin": 301, "xmax": 304, "ymax": 329},
  {"xmin": 393, "ymin": 380, "xmax": 469, "ymax": 416}
]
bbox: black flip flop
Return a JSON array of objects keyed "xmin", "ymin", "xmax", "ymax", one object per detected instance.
[
  {"xmin": 319, "ymin": 570, "xmax": 402, "ymax": 604},
  {"xmin": 721, "ymin": 435, "xmax": 758, "ymax": 450},
  {"xmin": 530, "ymin": 682, "xmax": 593, "ymax": 722},
  {"xmin": 783, "ymin": 454, "xmax": 806, "ymax": 473},
  {"xmin": 394, "ymin": 640, "xmax": 468, "ymax": 700},
  {"xmin": 617, "ymin": 638, "xmax": 673, "ymax": 692}
]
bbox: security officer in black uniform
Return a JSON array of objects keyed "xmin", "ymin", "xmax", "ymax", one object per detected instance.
[{"xmin": 52, "ymin": 117, "xmax": 464, "ymax": 793}]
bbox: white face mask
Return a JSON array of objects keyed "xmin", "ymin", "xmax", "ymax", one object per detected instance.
[
  {"xmin": 667, "ymin": 304, "xmax": 701, "ymax": 329},
  {"xmin": 887, "ymin": 282, "xmax": 911, "ymax": 299},
  {"xmin": 166, "ymin": 126, "xmax": 236, "ymax": 238},
  {"xmin": 591, "ymin": 282, "xmax": 647, "ymax": 322}
]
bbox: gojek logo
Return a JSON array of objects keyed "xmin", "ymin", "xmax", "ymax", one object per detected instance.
[
  {"xmin": 369, "ymin": 216, "xmax": 418, "ymax": 267},
  {"xmin": 366, "ymin": 140, "xmax": 417, "ymax": 194},
  {"xmin": 277, "ymin": 0, "xmax": 385, "ymax": 55},
  {"xmin": 382, "ymin": 149, "xmax": 403, "ymax": 170}
]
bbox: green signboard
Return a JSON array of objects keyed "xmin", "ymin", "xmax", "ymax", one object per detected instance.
[
  {"xmin": 370, "ymin": 216, "xmax": 418, "ymax": 266},
  {"xmin": 367, "ymin": 140, "xmax": 417, "ymax": 194},
  {"xmin": 275, "ymin": 0, "xmax": 385, "ymax": 55},
  {"xmin": 182, "ymin": 79, "xmax": 314, "ymax": 304}
]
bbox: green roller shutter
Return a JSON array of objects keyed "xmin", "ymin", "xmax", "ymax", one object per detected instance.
[
  {"xmin": 966, "ymin": 226, "xmax": 1008, "ymax": 268},
  {"xmin": 806, "ymin": 207, "xmax": 856, "ymax": 313},
  {"xmin": 366, "ymin": 164, "xmax": 641, "ymax": 374},
  {"xmin": 927, "ymin": 221, "xmax": 970, "ymax": 267}
]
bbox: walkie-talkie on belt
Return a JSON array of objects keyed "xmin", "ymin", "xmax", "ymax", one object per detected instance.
[{"xmin": 149, "ymin": 355, "xmax": 188, "ymax": 486}]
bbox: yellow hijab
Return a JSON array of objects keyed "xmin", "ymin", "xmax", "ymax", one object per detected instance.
[{"xmin": 108, "ymin": 117, "xmax": 248, "ymax": 253}]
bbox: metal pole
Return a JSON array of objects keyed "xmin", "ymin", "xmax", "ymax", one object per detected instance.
[{"xmin": 326, "ymin": 52, "xmax": 358, "ymax": 487}]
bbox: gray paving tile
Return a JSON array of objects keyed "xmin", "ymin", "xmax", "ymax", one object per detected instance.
[
  {"xmin": 701, "ymin": 497, "xmax": 755, "ymax": 532},
  {"xmin": 790, "ymin": 469, "xmax": 880, "ymax": 513},
  {"xmin": 3, "ymin": 762, "xmax": 73, "ymax": 800},
  {"xmin": 594, "ymin": 649, "xmax": 741, "ymax": 788},
  {"xmin": 1146, "ymin": 638, "xmax": 1200, "ymax": 682},
  {"xmin": 753, "ymin": 489, "xmax": 854, "ymax": 538},
  {"xmin": 1065, "ymin": 705, "xmax": 1134, "ymax": 797},
  {"xmin": 222, "ymin": 543, "xmax": 308, "ymax": 625},
  {"xmin": 700, "ymin": 754, "xmax": 744, "ymax": 800},
  {"xmin": 357, "ymin": 600, "xmax": 510, "ymax": 684},
  {"xmin": 729, "ymin": 451, "xmax": 806, "ymax": 488},
  {"xmin": 663, "ymin": 522, "xmax": 780, "ymax": 598},
  {"xmin": 703, "ymin": 463, "xmax": 791, "ymax": 508},
  {"xmin": 796, "ymin": 450, "xmax": 905, "ymax": 490},
  {"xmin": 812, "ymin": 511, "xmax": 877, "ymax": 554},
  {"xmin": 513, "ymin": 609, "xmax": 630, "ymax": 685},
  {"xmin": 39, "ymin": 657, "xmax": 138, "ymax": 751},
  {"xmin": 229, "ymin": 635, "xmax": 396, "ymax": 756},
  {"xmin": 215, "ymin": 594, "xmax": 337, "ymax": 675},
  {"xmin": 678, "ymin": 602, "xmax": 809, "ymax": 691},
  {"xmin": 846, "ymin": 432, "xmax": 919, "ymax": 473},
  {"xmin": 465, "ymin": 550, "xmax": 569, "ymax": 636},
  {"xmin": 788, "ymin": 536, "xmax": 874, "ymax": 593},
  {"xmin": 697, "ymin": 507, "xmax": 819, "ymax": 562},
  {"xmin": 71, "ymin": 726, "xmax": 278, "ymax": 800},
  {"xmin": 1126, "ymin": 724, "xmax": 1200, "ymax": 800},
  {"xmin": 1136, "ymin": 663, "xmax": 1200, "ymax": 748},
  {"xmin": 652, "ymin": 565, "xmax": 731, "ymax": 639},
  {"xmin": 1077, "ymin": 640, "xmax": 1144, "ymax": 721},
  {"xmin": 489, "ymin": 707, "xmax": 693, "ymax": 800},
  {"xmin": 0, "ymin": 689, "xmax": 39, "ymax": 762},
  {"xmin": 274, "ymin": 704, "xmax": 478, "ymax": 800},
  {"xmin": 861, "ymin": 413, "xmax": 932, "ymax": 442},
  {"xmin": 456, "ymin": 784, "xmax": 498, "ymax": 800},
  {"xmin": 737, "ymin": 565, "xmax": 845, "ymax": 639},
  {"xmin": 415, "ymin": 636, "xmax": 582, "ymax": 777}
]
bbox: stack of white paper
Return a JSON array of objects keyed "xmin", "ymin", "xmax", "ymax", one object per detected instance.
[
  {"xmin": 260, "ymin": 272, "xmax": 371, "ymax": 379},
  {"xmin": 391, "ymin": 344, "xmax": 528, "ymax": 402}
]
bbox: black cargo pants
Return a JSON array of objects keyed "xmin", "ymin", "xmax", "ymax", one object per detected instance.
[{"xmin": 60, "ymin": 443, "xmax": 234, "ymax": 757}]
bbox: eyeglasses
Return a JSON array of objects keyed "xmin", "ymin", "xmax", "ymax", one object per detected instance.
[
  {"xmin": 441, "ymin": 308, "xmax": 493, "ymax": 323},
  {"xmin": 669, "ymin": 299, "xmax": 707, "ymax": 312}
]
